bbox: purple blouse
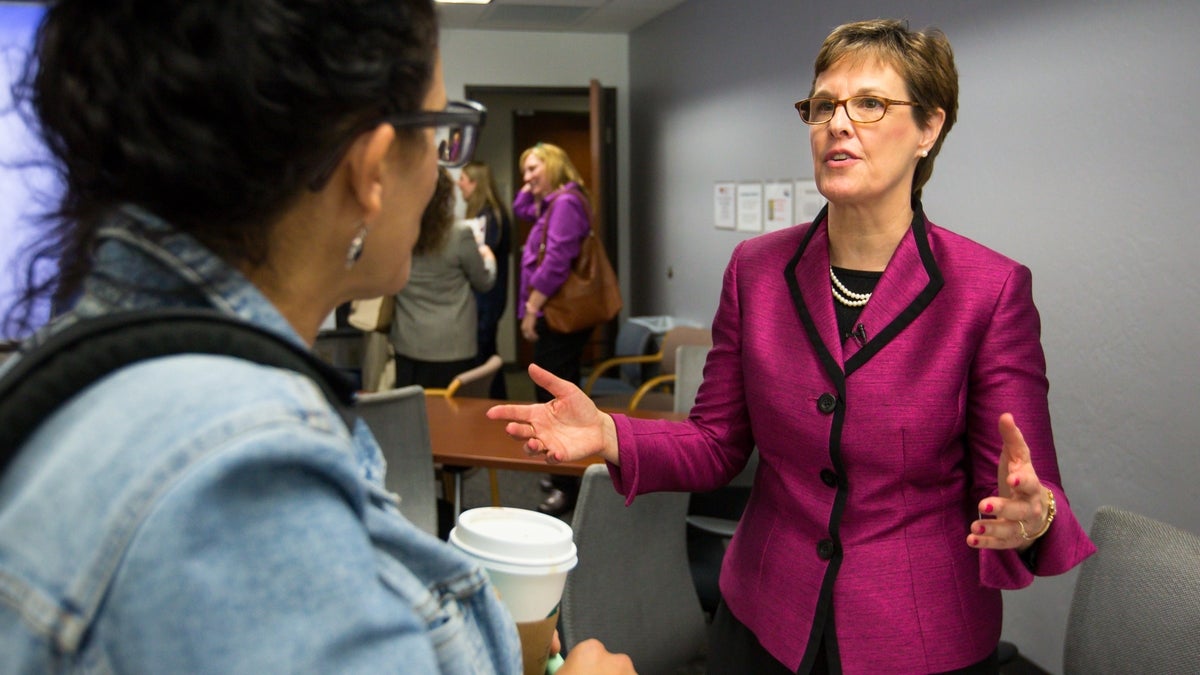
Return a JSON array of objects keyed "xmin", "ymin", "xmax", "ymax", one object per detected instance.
[{"xmin": 514, "ymin": 183, "xmax": 590, "ymax": 319}]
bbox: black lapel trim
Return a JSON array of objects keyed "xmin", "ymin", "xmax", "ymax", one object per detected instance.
[
  {"xmin": 784, "ymin": 204, "xmax": 849, "ymax": 675},
  {"xmin": 843, "ymin": 202, "xmax": 944, "ymax": 377},
  {"xmin": 784, "ymin": 205, "xmax": 844, "ymax": 391}
]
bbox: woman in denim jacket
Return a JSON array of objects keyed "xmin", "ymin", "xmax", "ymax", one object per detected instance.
[{"xmin": 0, "ymin": 2, "xmax": 631, "ymax": 673}]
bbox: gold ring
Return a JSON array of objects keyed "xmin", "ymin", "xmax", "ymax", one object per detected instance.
[
  {"xmin": 528, "ymin": 422, "xmax": 536, "ymax": 437},
  {"xmin": 1017, "ymin": 520, "xmax": 1030, "ymax": 540}
]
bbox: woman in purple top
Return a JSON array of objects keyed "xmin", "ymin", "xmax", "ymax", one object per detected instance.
[
  {"xmin": 513, "ymin": 142, "xmax": 594, "ymax": 515},
  {"xmin": 491, "ymin": 20, "xmax": 1096, "ymax": 675}
]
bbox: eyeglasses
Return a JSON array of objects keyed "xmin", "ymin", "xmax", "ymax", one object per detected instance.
[
  {"xmin": 794, "ymin": 96, "xmax": 918, "ymax": 125},
  {"xmin": 307, "ymin": 100, "xmax": 487, "ymax": 191}
]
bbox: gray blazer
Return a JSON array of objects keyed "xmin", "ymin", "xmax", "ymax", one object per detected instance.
[{"xmin": 391, "ymin": 224, "xmax": 495, "ymax": 361}]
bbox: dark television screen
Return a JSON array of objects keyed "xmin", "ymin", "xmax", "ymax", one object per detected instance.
[{"xmin": 1, "ymin": 2, "xmax": 54, "ymax": 339}]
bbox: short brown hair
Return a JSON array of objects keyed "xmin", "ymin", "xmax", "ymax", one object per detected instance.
[{"xmin": 812, "ymin": 19, "xmax": 958, "ymax": 199}]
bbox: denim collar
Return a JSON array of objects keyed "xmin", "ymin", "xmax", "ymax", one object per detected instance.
[{"xmin": 71, "ymin": 205, "xmax": 305, "ymax": 349}]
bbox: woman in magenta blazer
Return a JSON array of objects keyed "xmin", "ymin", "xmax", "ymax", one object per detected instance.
[{"xmin": 490, "ymin": 19, "xmax": 1094, "ymax": 675}]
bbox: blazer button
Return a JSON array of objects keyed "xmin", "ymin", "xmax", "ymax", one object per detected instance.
[
  {"xmin": 820, "ymin": 469, "xmax": 839, "ymax": 488},
  {"xmin": 817, "ymin": 539, "xmax": 837, "ymax": 560},
  {"xmin": 817, "ymin": 392, "xmax": 837, "ymax": 414}
]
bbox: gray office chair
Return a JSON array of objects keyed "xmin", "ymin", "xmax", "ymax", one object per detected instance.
[
  {"xmin": 355, "ymin": 385, "xmax": 439, "ymax": 536},
  {"xmin": 586, "ymin": 326, "xmax": 712, "ymax": 412},
  {"xmin": 672, "ymin": 343, "xmax": 709, "ymax": 415},
  {"xmin": 1062, "ymin": 505, "xmax": 1200, "ymax": 673},
  {"xmin": 423, "ymin": 354, "xmax": 503, "ymax": 399},
  {"xmin": 562, "ymin": 464, "xmax": 707, "ymax": 675},
  {"xmin": 672, "ymin": 342, "xmax": 759, "ymax": 615},
  {"xmin": 580, "ymin": 318, "xmax": 657, "ymax": 398}
]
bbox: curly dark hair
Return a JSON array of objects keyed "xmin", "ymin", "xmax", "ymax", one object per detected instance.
[
  {"xmin": 413, "ymin": 167, "xmax": 456, "ymax": 255},
  {"xmin": 4, "ymin": 0, "xmax": 438, "ymax": 338}
]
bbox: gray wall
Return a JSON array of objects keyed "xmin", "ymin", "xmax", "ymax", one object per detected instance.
[{"xmin": 628, "ymin": 0, "xmax": 1200, "ymax": 671}]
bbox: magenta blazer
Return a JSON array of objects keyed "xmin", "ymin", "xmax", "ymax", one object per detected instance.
[{"xmin": 609, "ymin": 205, "xmax": 1095, "ymax": 674}]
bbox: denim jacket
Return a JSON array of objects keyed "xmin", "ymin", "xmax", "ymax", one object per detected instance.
[{"xmin": 0, "ymin": 207, "xmax": 522, "ymax": 673}]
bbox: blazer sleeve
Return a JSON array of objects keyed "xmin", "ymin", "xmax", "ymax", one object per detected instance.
[
  {"xmin": 454, "ymin": 226, "xmax": 495, "ymax": 293},
  {"xmin": 609, "ymin": 240, "xmax": 757, "ymax": 502},
  {"xmin": 967, "ymin": 264, "xmax": 1096, "ymax": 588}
]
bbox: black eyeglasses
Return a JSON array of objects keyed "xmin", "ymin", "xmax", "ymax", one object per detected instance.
[
  {"xmin": 795, "ymin": 96, "xmax": 918, "ymax": 125},
  {"xmin": 307, "ymin": 100, "xmax": 487, "ymax": 191}
]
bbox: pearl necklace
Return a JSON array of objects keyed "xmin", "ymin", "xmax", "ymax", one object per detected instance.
[{"xmin": 830, "ymin": 266, "xmax": 871, "ymax": 307}]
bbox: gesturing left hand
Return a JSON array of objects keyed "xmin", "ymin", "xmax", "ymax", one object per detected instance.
[{"xmin": 968, "ymin": 413, "xmax": 1052, "ymax": 551}]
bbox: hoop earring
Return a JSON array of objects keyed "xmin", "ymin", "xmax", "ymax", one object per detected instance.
[{"xmin": 345, "ymin": 221, "xmax": 367, "ymax": 269}]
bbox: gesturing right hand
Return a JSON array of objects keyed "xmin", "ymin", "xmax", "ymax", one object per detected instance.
[{"xmin": 486, "ymin": 364, "xmax": 621, "ymax": 466}]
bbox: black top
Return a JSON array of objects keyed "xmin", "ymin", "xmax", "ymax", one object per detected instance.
[{"xmin": 831, "ymin": 266, "xmax": 882, "ymax": 344}]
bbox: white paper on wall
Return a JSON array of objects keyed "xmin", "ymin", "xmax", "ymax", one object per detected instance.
[
  {"xmin": 764, "ymin": 181, "xmax": 794, "ymax": 232},
  {"xmin": 736, "ymin": 182, "xmax": 763, "ymax": 233},
  {"xmin": 714, "ymin": 181, "xmax": 736, "ymax": 230}
]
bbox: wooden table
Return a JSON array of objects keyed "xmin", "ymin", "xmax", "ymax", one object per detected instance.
[{"xmin": 426, "ymin": 395, "xmax": 687, "ymax": 476}]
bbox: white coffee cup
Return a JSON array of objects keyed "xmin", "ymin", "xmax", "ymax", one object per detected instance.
[{"xmin": 449, "ymin": 507, "xmax": 578, "ymax": 622}]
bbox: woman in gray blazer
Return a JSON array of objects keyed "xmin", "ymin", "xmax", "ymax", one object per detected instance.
[{"xmin": 391, "ymin": 168, "xmax": 495, "ymax": 388}]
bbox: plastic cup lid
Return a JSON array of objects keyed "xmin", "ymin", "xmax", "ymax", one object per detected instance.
[{"xmin": 450, "ymin": 507, "xmax": 577, "ymax": 569}]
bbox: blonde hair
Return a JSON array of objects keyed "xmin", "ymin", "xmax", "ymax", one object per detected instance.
[
  {"xmin": 518, "ymin": 142, "xmax": 591, "ymax": 204},
  {"xmin": 461, "ymin": 160, "xmax": 510, "ymax": 224},
  {"xmin": 812, "ymin": 19, "xmax": 958, "ymax": 199}
]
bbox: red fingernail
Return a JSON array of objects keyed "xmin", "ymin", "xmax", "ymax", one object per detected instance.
[
  {"xmin": 975, "ymin": 524, "xmax": 985, "ymax": 535},
  {"xmin": 1014, "ymin": 478, "xmax": 1021, "ymax": 487},
  {"xmin": 984, "ymin": 503, "xmax": 993, "ymax": 513},
  {"xmin": 969, "ymin": 536, "xmax": 978, "ymax": 547}
]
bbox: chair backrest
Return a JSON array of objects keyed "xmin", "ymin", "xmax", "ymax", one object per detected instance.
[
  {"xmin": 625, "ymin": 327, "xmax": 712, "ymax": 411},
  {"xmin": 657, "ymin": 327, "xmax": 712, "ymax": 379},
  {"xmin": 426, "ymin": 354, "xmax": 502, "ymax": 399},
  {"xmin": 562, "ymin": 464, "xmax": 707, "ymax": 675},
  {"xmin": 450, "ymin": 354, "xmax": 503, "ymax": 398},
  {"xmin": 673, "ymin": 343, "xmax": 710, "ymax": 414},
  {"xmin": 359, "ymin": 330, "xmax": 394, "ymax": 392},
  {"xmin": 613, "ymin": 319, "xmax": 657, "ymax": 384},
  {"xmin": 355, "ymin": 385, "xmax": 438, "ymax": 536},
  {"xmin": 1063, "ymin": 505, "xmax": 1200, "ymax": 674}
]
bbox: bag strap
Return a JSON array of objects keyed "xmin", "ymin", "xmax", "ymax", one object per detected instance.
[
  {"xmin": 536, "ymin": 187, "xmax": 592, "ymax": 268},
  {"xmin": 0, "ymin": 308, "xmax": 358, "ymax": 473}
]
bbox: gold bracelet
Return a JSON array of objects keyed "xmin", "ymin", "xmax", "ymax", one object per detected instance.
[{"xmin": 1021, "ymin": 488, "xmax": 1056, "ymax": 540}]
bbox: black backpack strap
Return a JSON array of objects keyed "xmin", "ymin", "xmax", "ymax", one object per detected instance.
[{"xmin": 0, "ymin": 309, "xmax": 358, "ymax": 471}]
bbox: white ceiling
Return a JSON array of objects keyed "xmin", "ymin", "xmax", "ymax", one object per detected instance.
[{"xmin": 436, "ymin": 0, "xmax": 689, "ymax": 33}]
